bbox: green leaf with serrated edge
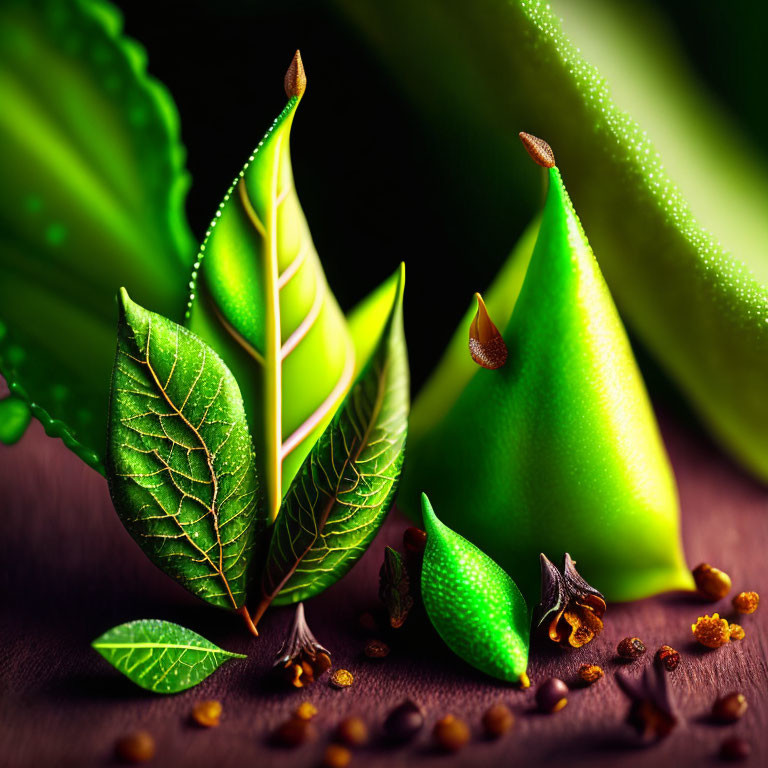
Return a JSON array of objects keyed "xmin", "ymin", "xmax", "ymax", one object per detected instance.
[
  {"xmin": 92, "ymin": 620, "xmax": 246, "ymax": 694},
  {"xmin": 107, "ymin": 290, "xmax": 263, "ymax": 612},
  {"xmin": 187, "ymin": 53, "xmax": 355, "ymax": 524},
  {"xmin": 250, "ymin": 265, "xmax": 408, "ymax": 624},
  {"xmin": 0, "ymin": 0, "xmax": 194, "ymax": 471}
]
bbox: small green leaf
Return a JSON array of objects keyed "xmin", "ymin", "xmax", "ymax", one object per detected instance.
[
  {"xmin": 252, "ymin": 265, "xmax": 409, "ymax": 624},
  {"xmin": 420, "ymin": 494, "xmax": 529, "ymax": 685},
  {"xmin": 92, "ymin": 619, "xmax": 246, "ymax": 694},
  {"xmin": 0, "ymin": 395, "xmax": 32, "ymax": 444},
  {"xmin": 107, "ymin": 290, "xmax": 263, "ymax": 612}
]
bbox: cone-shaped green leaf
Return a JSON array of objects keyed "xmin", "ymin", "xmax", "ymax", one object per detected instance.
[
  {"xmin": 401, "ymin": 166, "xmax": 693, "ymax": 603},
  {"xmin": 420, "ymin": 494, "xmax": 529, "ymax": 685}
]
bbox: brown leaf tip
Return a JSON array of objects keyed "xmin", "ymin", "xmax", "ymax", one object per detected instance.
[
  {"xmin": 284, "ymin": 50, "xmax": 307, "ymax": 98},
  {"xmin": 519, "ymin": 132, "xmax": 555, "ymax": 168},
  {"xmin": 469, "ymin": 293, "xmax": 508, "ymax": 370}
]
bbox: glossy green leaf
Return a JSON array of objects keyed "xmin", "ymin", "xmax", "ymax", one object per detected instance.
[
  {"xmin": 420, "ymin": 494, "xmax": 529, "ymax": 685},
  {"xmin": 401, "ymin": 166, "xmax": 692, "ymax": 603},
  {"xmin": 0, "ymin": 395, "xmax": 32, "ymax": 445},
  {"xmin": 339, "ymin": 0, "xmax": 768, "ymax": 481},
  {"xmin": 187, "ymin": 56, "xmax": 355, "ymax": 522},
  {"xmin": 92, "ymin": 619, "xmax": 246, "ymax": 694},
  {"xmin": 251, "ymin": 265, "xmax": 408, "ymax": 624},
  {"xmin": 0, "ymin": 0, "xmax": 194, "ymax": 470},
  {"xmin": 107, "ymin": 290, "xmax": 262, "ymax": 612}
]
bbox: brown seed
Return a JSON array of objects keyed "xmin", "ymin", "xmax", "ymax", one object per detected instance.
[
  {"xmin": 732, "ymin": 591, "xmax": 759, "ymax": 614},
  {"xmin": 535, "ymin": 678, "xmax": 568, "ymax": 713},
  {"xmin": 519, "ymin": 132, "xmax": 556, "ymax": 168},
  {"xmin": 655, "ymin": 646, "xmax": 681, "ymax": 672},
  {"xmin": 284, "ymin": 50, "xmax": 307, "ymax": 99},
  {"xmin": 330, "ymin": 669, "xmax": 354, "ymax": 689},
  {"xmin": 712, "ymin": 693, "xmax": 748, "ymax": 723},
  {"xmin": 294, "ymin": 701, "xmax": 318, "ymax": 721},
  {"xmin": 403, "ymin": 527, "xmax": 427, "ymax": 555},
  {"xmin": 364, "ymin": 639, "xmax": 390, "ymax": 659},
  {"xmin": 358, "ymin": 612, "xmax": 378, "ymax": 633},
  {"xmin": 191, "ymin": 699, "xmax": 222, "ymax": 727},
  {"xmin": 322, "ymin": 744, "xmax": 352, "ymax": 768},
  {"xmin": 481, "ymin": 704, "xmax": 514, "ymax": 738},
  {"xmin": 272, "ymin": 718, "xmax": 317, "ymax": 747},
  {"xmin": 578, "ymin": 664, "xmax": 604, "ymax": 684},
  {"xmin": 720, "ymin": 737, "xmax": 751, "ymax": 761},
  {"xmin": 729, "ymin": 623, "xmax": 745, "ymax": 640},
  {"xmin": 336, "ymin": 716, "xmax": 369, "ymax": 747},
  {"xmin": 433, "ymin": 715, "xmax": 470, "ymax": 753},
  {"xmin": 692, "ymin": 563, "xmax": 732, "ymax": 601},
  {"xmin": 384, "ymin": 700, "xmax": 424, "ymax": 743},
  {"xmin": 692, "ymin": 614, "xmax": 730, "ymax": 648},
  {"xmin": 115, "ymin": 731, "xmax": 155, "ymax": 764},
  {"xmin": 617, "ymin": 637, "xmax": 646, "ymax": 659}
]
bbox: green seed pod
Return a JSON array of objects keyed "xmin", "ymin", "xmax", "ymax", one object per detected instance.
[{"xmin": 420, "ymin": 494, "xmax": 529, "ymax": 685}]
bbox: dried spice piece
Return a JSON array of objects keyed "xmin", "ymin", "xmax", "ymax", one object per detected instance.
[
  {"xmin": 322, "ymin": 745, "xmax": 352, "ymax": 768},
  {"xmin": 294, "ymin": 702, "xmax": 318, "ymax": 721},
  {"xmin": 191, "ymin": 700, "xmax": 222, "ymax": 728},
  {"xmin": 692, "ymin": 563, "xmax": 732, "ymax": 601},
  {"xmin": 482, "ymin": 704, "xmax": 514, "ymax": 738},
  {"xmin": 364, "ymin": 639, "xmax": 390, "ymax": 659},
  {"xmin": 720, "ymin": 737, "xmax": 751, "ymax": 761},
  {"xmin": 534, "ymin": 553, "xmax": 606, "ymax": 648},
  {"xmin": 115, "ymin": 731, "xmax": 155, "ymax": 764},
  {"xmin": 536, "ymin": 678, "xmax": 569, "ymax": 713},
  {"xmin": 433, "ymin": 715, "xmax": 470, "ymax": 753},
  {"xmin": 469, "ymin": 293, "xmax": 508, "ymax": 369},
  {"xmin": 578, "ymin": 664, "xmax": 604, "ymax": 684},
  {"xmin": 732, "ymin": 591, "xmax": 759, "ymax": 614},
  {"xmin": 519, "ymin": 132, "xmax": 556, "ymax": 168},
  {"xmin": 403, "ymin": 527, "xmax": 427, "ymax": 555},
  {"xmin": 712, "ymin": 693, "xmax": 748, "ymax": 723},
  {"xmin": 379, "ymin": 546, "xmax": 414, "ymax": 629},
  {"xmin": 655, "ymin": 646, "xmax": 680, "ymax": 671},
  {"xmin": 272, "ymin": 718, "xmax": 317, "ymax": 747},
  {"xmin": 330, "ymin": 669, "xmax": 354, "ymax": 689},
  {"xmin": 692, "ymin": 614, "xmax": 731, "ymax": 648},
  {"xmin": 617, "ymin": 637, "xmax": 646, "ymax": 660},
  {"xmin": 729, "ymin": 623, "xmax": 745, "ymax": 640},
  {"xmin": 336, "ymin": 717, "xmax": 369, "ymax": 747},
  {"xmin": 284, "ymin": 50, "xmax": 307, "ymax": 99},
  {"xmin": 616, "ymin": 661, "xmax": 678, "ymax": 742},
  {"xmin": 384, "ymin": 700, "xmax": 424, "ymax": 743},
  {"xmin": 274, "ymin": 603, "xmax": 331, "ymax": 688}
]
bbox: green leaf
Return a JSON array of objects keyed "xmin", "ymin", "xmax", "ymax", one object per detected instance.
[
  {"xmin": 187, "ymin": 53, "xmax": 355, "ymax": 522},
  {"xmin": 92, "ymin": 619, "xmax": 246, "ymax": 694},
  {"xmin": 251, "ymin": 265, "xmax": 408, "ymax": 624},
  {"xmin": 0, "ymin": 0, "xmax": 194, "ymax": 470},
  {"xmin": 107, "ymin": 290, "xmax": 263, "ymax": 612},
  {"xmin": 420, "ymin": 494, "xmax": 529, "ymax": 685},
  {"xmin": 0, "ymin": 395, "xmax": 32, "ymax": 445}
]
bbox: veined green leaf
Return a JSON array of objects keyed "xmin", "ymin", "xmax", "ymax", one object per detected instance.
[
  {"xmin": 0, "ymin": 0, "xmax": 194, "ymax": 470},
  {"xmin": 187, "ymin": 53, "xmax": 355, "ymax": 522},
  {"xmin": 252, "ymin": 265, "xmax": 408, "ymax": 623},
  {"xmin": 107, "ymin": 290, "xmax": 262, "ymax": 613},
  {"xmin": 92, "ymin": 619, "xmax": 246, "ymax": 694}
]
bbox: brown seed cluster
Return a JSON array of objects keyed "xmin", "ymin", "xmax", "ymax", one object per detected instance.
[
  {"xmin": 729, "ymin": 623, "xmax": 745, "ymax": 640},
  {"xmin": 578, "ymin": 664, "xmax": 604, "ymax": 684},
  {"xmin": 692, "ymin": 563, "xmax": 732, "ymax": 600},
  {"xmin": 330, "ymin": 669, "xmax": 355, "ymax": 689},
  {"xmin": 617, "ymin": 637, "xmax": 646, "ymax": 659},
  {"xmin": 191, "ymin": 700, "xmax": 222, "ymax": 728},
  {"xmin": 655, "ymin": 645, "xmax": 681, "ymax": 672},
  {"xmin": 364, "ymin": 639, "xmax": 390, "ymax": 659},
  {"xmin": 115, "ymin": 731, "xmax": 155, "ymax": 764},
  {"xmin": 691, "ymin": 614, "xmax": 730, "ymax": 648},
  {"xmin": 732, "ymin": 591, "xmax": 759, "ymax": 614},
  {"xmin": 482, "ymin": 704, "xmax": 514, "ymax": 738},
  {"xmin": 433, "ymin": 715, "xmax": 471, "ymax": 753}
]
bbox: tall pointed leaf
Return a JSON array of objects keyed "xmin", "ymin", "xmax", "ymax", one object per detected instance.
[
  {"xmin": 187, "ymin": 53, "xmax": 355, "ymax": 521},
  {"xmin": 107, "ymin": 290, "xmax": 262, "ymax": 613},
  {"xmin": 252, "ymin": 265, "xmax": 408, "ymax": 624},
  {"xmin": 0, "ymin": 0, "xmax": 194, "ymax": 469}
]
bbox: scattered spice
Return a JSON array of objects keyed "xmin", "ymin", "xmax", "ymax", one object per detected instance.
[
  {"xmin": 336, "ymin": 717, "xmax": 369, "ymax": 747},
  {"xmin": 719, "ymin": 737, "xmax": 751, "ymax": 762},
  {"xmin": 330, "ymin": 669, "xmax": 355, "ymax": 689},
  {"xmin": 534, "ymin": 553, "xmax": 606, "ymax": 648},
  {"xmin": 616, "ymin": 661, "xmax": 678, "ymax": 741},
  {"xmin": 403, "ymin": 527, "xmax": 427, "ymax": 555},
  {"xmin": 384, "ymin": 700, "xmax": 425, "ymax": 743},
  {"xmin": 115, "ymin": 731, "xmax": 155, "ymax": 764},
  {"xmin": 191, "ymin": 700, "xmax": 222, "ymax": 728},
  {"xmin": 364, "ymin": 639, "xmax": 390, "ymax": 659},
  {"xmin": 535, "ymin": 678, "xmax": 568, "ymax": 713},
  {"xmin": 322, "ymin": 744, "xmax": 352, "ymax": 768},
  {"xmin": 272, "ymin": 718, "xmax": 317, "ymax": 747},
  {"xmin": 729, "ymin": 623, "xmax": 745, "ymax": 640},
  {"xmin": 617, "ymin": 637, "xmax": 646, "ymax": 659},
  {"xmin": 712, "ymin": 693, "xmax": 748, "ymax": 723},
  {"xmin": 692, "ymin": 563, "xmax": 732, "ymax": 601},
  {"xmin": 519, "ymin": 131, "xmax": 556, "ymax": 168},
  {"xmin": 433, "ymin": 715, "xmax": 470, "ymax": 753},
  {"xmin": 294, "ymin": 701, "xmax": 318, "ymax": 721},
  {"xmin": 482, "ymin": 704, "xmax": 514, "ymax": 738},
  {"xmin": 469, "ymin": 293, "xmax": 508, "ymax": 369},
  {"xmin": 578, "ymin": 664, "xmax": 604, "ymax": 684},
  {"xmin": 379, "ymin": 546, "xmax": 414, "ymax": 629},
  {"xmin": 274, "ymin": 603, "xmax": 331, "ymax": 688},
  {"xmin": 732, "ymin": 591, "xmax": 759, "ymax": 614},
  {"xmin": 692, "ymin": 614, "xmax": 731, "ymax": 648},
  {"xmin": 655, "ymin": 646, "xmax": 680, "ymax": 672},
  {"xmin": 358, "ymin": 612, "xmax": 378, "ymax": 633}
]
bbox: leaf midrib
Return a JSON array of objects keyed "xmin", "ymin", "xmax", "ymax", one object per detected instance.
[{"xmin": 93, "ymin": 642, "xmax": 241, "ymax": 656}]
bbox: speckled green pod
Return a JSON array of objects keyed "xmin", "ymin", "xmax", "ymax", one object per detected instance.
[
  {"xmin": 420, "ymin": 494, "xmax": 529, "ymax": 685},
  {"xmin": 402, "ymin": 166, "xmax": 693, "ymax": 604}
]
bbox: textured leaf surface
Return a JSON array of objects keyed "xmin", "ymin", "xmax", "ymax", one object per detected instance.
[
  {"xmin": 92, "ymin": 620, "xmax": 245, "ymax": 694},
  {"xmin": 0, "ymin": 0, "xmax": 194, "ymax": 469},
  {"xmin": 107, "ymin": 291, "xmax": 262, "ymax": 611},
  {"xmin": 253, "ymin": 265, "xmax": 408, "ymax": 618},
  {"xmin": 187, "ymin": 69, "xmax": 354, "ymax": 521}
]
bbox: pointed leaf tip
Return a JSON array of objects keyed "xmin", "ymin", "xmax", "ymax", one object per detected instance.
[
  {"xmin": 284, "ymin": 50, "xmax": 307, "ymax": 98},
  {"xmin": 469, "ymin": 293, "xmax": 508, "ymax": 369},
  {"xmin": 519, "ymin": 132, "xmax": 556, "ymax": 168}
]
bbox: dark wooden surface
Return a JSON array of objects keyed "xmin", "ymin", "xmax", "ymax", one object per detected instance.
[{"xmin": 1, "ymin": 405, "xmax": 766, "ymax": 768}]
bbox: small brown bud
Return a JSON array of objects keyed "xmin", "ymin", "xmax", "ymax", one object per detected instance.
[
  {"xmin": 284, "ymin": 50, "xmax": 306, "ymax": 98},
  {"xmin": 272, "ymin": 718, "xmax": 317, "ymax": 747},
  {"xmin": 115, "ymin": 731, "xmax": 155, "ymax": 764},
  {"xmin": 729, "ymin": 623, "xmax": 745, "ymax": 640},
  {"xmin": 519, "ymin": 132, "xmax": 556, "ymax": 168},
  {"xmin": 364, "ymin": 639, "xmax": 390, "ymax": 659},
  {"xmin": 732, "ymin": 591, "xmax": 759, "ymax": 614},
  {"xmin": 433, "ymin": 715, "xmax": 470, "ymax": 753},
  {"xmin": 617, "ymin": 637, "xmax": 646, "ymax": 659},
  {"xmin": 322, "ymin": 744, "xmax": 352, "ymax": 768},
  {"xmin": 482, "ymin": 704, "xmax": 514, "ymax": 737},
  {"xmin": 191, "ymin": 700, "xmax": 222, "ymax": 727},
  {"xmin": 336, "ymin": 717, "xmax": 369, "ymax": 747},
  {"xmin": 655, "ymin": 646, "xmax": 680, "ymax": 672},
  {"xmin": 712, "ymin": 693, "xmax": 748, "ymax": 723},
  {"xmin": 720, "ymin": 736, "xmax": 751, "ymax": 761},
  {"xmin": 692, "ymin": 563, "xmax": 732, "ymax": 600},
  {"xmin": 578, "ymin": 664, "xmax": 604, "ymax": 684},
  {"xmin": 692, "ymin": 614, "xmax": 730, "ymax": 648},
  {"xmin": 294, "ymin": 701, "xmax": 317, "ymax": 721},
  {"xmin": 403, "ymin": 526, "xmax": 427, "ymax": 554},
  {"xmin": 469, "ymin": 293, "xmax": 508, "ymax": 370},
  {"xmin": 330, "ymin": 669, "xmax": 354, "ymax": 689}
]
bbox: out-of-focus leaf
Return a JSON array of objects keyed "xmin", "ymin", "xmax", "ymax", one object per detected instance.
[
  {"xmin": 107, "ymin": 290, "xmax": 262, "ymax": 612},
  {"xmin": 0, "ymin": 0, "xmax": 194, "ymax": 471},
  {"xmin": 0, "ymin": 395, "xmax": 32, "ymax": 445}
]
